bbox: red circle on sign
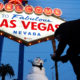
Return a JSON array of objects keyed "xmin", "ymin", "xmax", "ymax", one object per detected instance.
[
  {"xmin": 25, "ymin": 5, "xmax": 33, "ymax": 14},
  {"xmin": 53, "ymin": 8, "xmax": 62, "ymax": 16},
  {"xmin": 34, "ymin": 6, "xmax": 43, "ymax": 15},
  {"xmin": 9, "ymin": 0, "xmax": 22, "ymax": 5},
  {"xmin": 15, "ymin": 4, "xmax": 23, "ymax": 13},
  {"xmin": 44, "ymin": 7, "xmax": 52, "ymax": 16},
  {"xmin": 4, "ymin": 3, "xmax": 13, "ymax": 12},
  {"xmin": 0, "ymin": 3, "xmax": 4, "ymax": 11}
]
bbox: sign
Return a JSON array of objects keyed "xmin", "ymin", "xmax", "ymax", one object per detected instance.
[
  {"xmin": 0, "ymin": 3, "xmax": 65, "ymax": 46},
  {"xmin": 53, "ymin": 8, "xmax": 62, "ymax": 16},
  {"xmin": 15, "ymin": 4, "xmax": 23, "ymax": 12},
  {"xmin": 5, "ymin": 3, "xmax": 13, "ymax": 11},
  {"xmin": 34, "ymin": 6, "xmax": 43, "ymax": 15},
  {"xmin": 44, "ymin": 7, "xmax": 52, "ymax": 16},
  {"xmin": 0, "ymin": 3, "xmax": 4, "ymax": 11},
  {"xmin": 25, "ymin": 5, "xmax": 33, "ymax": 14},
  {"xmin": 9, "ymin": 0, "xmax": 22, "ymax": 4}
]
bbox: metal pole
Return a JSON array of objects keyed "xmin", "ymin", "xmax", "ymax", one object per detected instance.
[
  {"xmin": 0, "ymin": 36, "xmax": 4, "ymax": 65},
  {"xmin": 18, "ymin": 44, "xmax": 24, "ymax": 80},
  {"xmin": 52, "ymin": 39, "xmax": 58, "ymax": 80}
]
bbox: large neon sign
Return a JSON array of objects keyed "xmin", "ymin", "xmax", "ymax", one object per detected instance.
[{"xmin": 0, "ymin": 3, "xmax": 65, "ymax": 46}]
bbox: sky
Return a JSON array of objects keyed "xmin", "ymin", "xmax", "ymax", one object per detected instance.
[{"xmin": 0, "ymin": 0, "xmax": 80, "ymax": 80}]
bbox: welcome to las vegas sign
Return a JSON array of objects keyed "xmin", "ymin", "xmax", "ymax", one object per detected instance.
[{"xmin": 0, "ymin": 3, "xmax": 65, "ymax": 46}]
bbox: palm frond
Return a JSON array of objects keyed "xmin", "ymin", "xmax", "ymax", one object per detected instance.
[{"xmin": 0, "ymin": 64, "xmax": 15, "ymax": 79}]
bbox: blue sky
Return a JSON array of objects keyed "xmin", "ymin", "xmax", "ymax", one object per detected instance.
[{"xmin": 0, "ymin": 0, "xmax": 80, "ymax": 80}]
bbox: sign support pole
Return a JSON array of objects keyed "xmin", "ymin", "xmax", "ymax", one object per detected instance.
[
  {"xmin": 52, "ymin": 39, "xmax": 58, "ymax": 80},
  {"xmin": 0, "ymin": 36, "xmax": 4, "ymax": 65},
  {"xmin": 18, "ymin": 44, "xmax": 24, "ymax": 80}
]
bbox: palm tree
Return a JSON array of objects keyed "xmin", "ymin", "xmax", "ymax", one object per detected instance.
[{"xmin": 0, "ymin": 64, "xmax": 15, "ymax": 80}]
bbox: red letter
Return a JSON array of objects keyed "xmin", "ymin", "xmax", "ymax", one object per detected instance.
[
  {"xmin": 38, "ymin": 23, "xmax": 46, "ymax": 31},
  {"xmin": 21, "ymin": 21, "xmax": 30, "ymax": 29},
  {"xmin": 0, "ymin": 19, "xmax": 8, "ymax": 27},
  {"xmin": 55, "ymin": 24, "xmax": 59, "ymax": 29},
  {"xmin": 10, "ymin": 20, "xmax": 16, "ymax": 28},
  {"xmin": 31, "ymin": 22, "xmax": 37, "ymax": 30},
  {"xmin": 47, "ymin": 24, "xmax": 54, "ymax": 32}
]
